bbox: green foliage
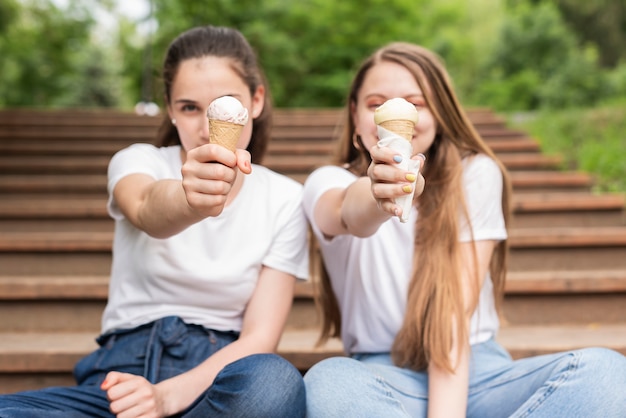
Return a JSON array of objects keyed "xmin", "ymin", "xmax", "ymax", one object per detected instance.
[
  {"xmin": 148, "ymin": 0, "xmax": 445, "ymax": 107},
  {"xmin": 509, "ymin": 105, "xmax": 626, "ymax": 192},
  {"xmin": 471, "ymin": 1, "xmax": 611, "ymax": 111},
  {"xmin": 554, "ymin": 0, "xmax": 626, "ymax": 68},
  {"xmin": 1, "ymin": 0, "xmax": 626, "ymax": 112},
  {"xmin": 0, "ymin": 0, "xmax": 130, "ymax": 108},
  {"xmin": 0, "ymin": 0, "xmax": 19, "ymax": 33}
]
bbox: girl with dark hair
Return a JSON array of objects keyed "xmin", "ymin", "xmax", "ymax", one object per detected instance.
[
  {"xmin": 302, "ymin": 42, "xmax": 626, "ymax": 417},
  {"xmin": 0, "ymin": 25, "xmax": 307, "ymax": 418}
]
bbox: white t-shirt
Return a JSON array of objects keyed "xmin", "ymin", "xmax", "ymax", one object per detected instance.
[
  {"xmin": 302, "ymin": 154, "xmax": 507, "ymax": 354},
  {"xmin": 102, "ymin": 143, "xmax": 309, "ymax": 334}
]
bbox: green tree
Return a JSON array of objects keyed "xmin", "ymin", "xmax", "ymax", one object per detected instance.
[
  {"xmin": 146, "ymin": 0, "xmax": 473, "ymax": 107},
  {"xmin": 0, "ymin": 0, "xmax": 129, "ymax": 108},
  {"xmin": 521, "ymin": 0, "xmax": 626, "ymax": 68},
  {"xmin": 472, "ymin": 1, "xmax": 610, "ymax": 110}
]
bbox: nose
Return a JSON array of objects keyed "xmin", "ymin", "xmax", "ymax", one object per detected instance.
[{"xmin": 200, "ymin": 116, "xmax": 210, "ymax": 141}]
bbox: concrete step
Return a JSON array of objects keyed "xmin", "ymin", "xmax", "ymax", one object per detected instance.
[
  {"xmin": 0, "ymin": 107, "xmax": 502, "ymax": 128},
  {"xmin": 1, "ymin": 323, "xmax": 624, "ymax": 394},
  {"xmin": 0, "ymin": 170, "xmax": 595, "ymax": 195},
  {"xmin": 1, "ymin": 270, "xmax": 624, "ymax": 333},
  {"xmin": 0, "ymin": 175, "xmax": 106, "ymax": 195},
  {"xmin": 0, "ymin": 277, "xmax": 312, "ymax": 333},
  {"xmin": 2, "ymin": 226, "xmax": 624, "ymax": 263},
  {"xmin": 2, "ymin": 227, "xmax": 626, "ymax": 274},
  {"xmin": 0, "ymin": 153, "xmax": 563, "ymax": 176},
  {"xmin": 0, "ymin": 219, "xmax": 114, "ymax": 233},
  {"xmin": 0, "ymin": 126, "xmax": 343, "ymax": 141},
  {"xmin": 504, "ymin": 270, "xmax": 626, "ymax": 326},
  {"xmin": 0, "ymin": 136, "xmax": 540, "ymax": 158},
  {"xmin": 509, "ymin": 171, "xmax": 593, "ymax": 193},
  {"xmin": 0, "ymin": 139, "xmax": 146, "ymax": 156},
  {"xmin": 2, "ymin": 192, "xmax": 621, "ymax": 230},
  {"xmin": 0, "ymin": 124, "xmax": 525, "ymax": 141},
  {"xmin": 507, "ymin": 226, "xmax": 626, "ymax": 270},
  {"xmin": 510, "ymin": 192, "xmax": 625, "ymax": 228},
  {"xmin": 0, "ymin": 253, "xmax": 112, "ymax": 276}
]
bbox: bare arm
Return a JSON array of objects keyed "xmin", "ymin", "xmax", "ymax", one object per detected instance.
[
  {"xmin": 113, "ymin": 144, "xmax": 251, "ymax": 238},
  {"xmin": 427, "ymin": 239, "xmax": 497, "ymax": 418},
  {"xmin": 314, "ymin": 146, "xmax": 424, "ymax": 239},
  {"xmin": 102, "ymin": 266, "xmax": 295, "ymax": 417},
  {"xmin": 313, "ymin": 177, "xmax": 391, "ymax": 238}
]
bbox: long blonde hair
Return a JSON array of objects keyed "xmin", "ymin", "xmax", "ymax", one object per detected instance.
[{"xmin": 313, "ymin": 42, "xmax": 512, "ymax": 372}]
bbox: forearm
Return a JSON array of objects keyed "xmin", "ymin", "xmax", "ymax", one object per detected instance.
[
  {"xmin": 341, "ymin": 177, "xmax": 392, "ymax": 237},
  {"xmin": 157, "ymin": 268, "xmax": 294, "ymax": 415},
  {"xmin": 156, "ymin": 333, "xmax": 277, "ymax": 416},
  {"xmin": 134, "ymin": 179, "xmax": 205, "ymax": 238},
  {"xmin": 428, "ymin": 343, "xmax": 470, "ymax": 418}
]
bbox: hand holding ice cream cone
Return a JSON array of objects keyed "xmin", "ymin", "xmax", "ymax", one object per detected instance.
[
  {"xmin": 374, "ymin": 98, "xmax": 420, "ymax": 223},
  {"xmin": 206, "ymin": 96, "xmax": 249, "ymax": 152}
]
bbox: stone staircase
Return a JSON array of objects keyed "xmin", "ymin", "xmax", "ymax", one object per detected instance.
[{"xmin": 0, "ymin": 108, "xmax": 625, "ymax": 394}]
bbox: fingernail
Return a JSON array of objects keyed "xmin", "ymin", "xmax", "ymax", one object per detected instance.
[
  {"xmin": 402, "ymin": 185, "xmax": 412, "ymax": 193},
  {"xmin": 418, "ymin": 153, "xmax": 426, "ymax": 161},
  {"xmin": 393, "ymin": 155, "xmax": 403, "ymax": 163},
  {"xmin": 394, "ymin": 208, "xmax": 400, "ymax": 216},
  {"xmin": 405, "ymin": 173, "xmax": 416, "ymax": 182}
]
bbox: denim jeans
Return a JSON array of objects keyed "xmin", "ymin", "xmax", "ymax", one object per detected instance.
[
  {"xmin": 0, "ymin": 316, "xmax": 305, "ymax": 418},
  {"xmin": 304, "ymin": 339, "xmax": 626, "ymax": 417}
]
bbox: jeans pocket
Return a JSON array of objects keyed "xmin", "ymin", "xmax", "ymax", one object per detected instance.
[
  {"xmin": 73, "ymin": 334, "xmax": 117, "ymax": 385},
  {"xmin": 74, "ymin": 329, "xmax": 150, "ymax": 385}
]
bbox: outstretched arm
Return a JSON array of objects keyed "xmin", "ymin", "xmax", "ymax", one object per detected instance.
[
  {"xmin": 314, "ymin": 146, "xmax": 424, "ymax": 239},
  {"xmin": 102, "ymin": 266, "xmax": 295, "ymax": 418},
  {"xmin": 113, "ymin": 144, "xmax": 251, "ymax": 239}
]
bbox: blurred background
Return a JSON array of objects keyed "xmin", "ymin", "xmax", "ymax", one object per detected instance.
[{"xmin": 1, "ymin": 0, "xmax": 625, "ymax": 191}]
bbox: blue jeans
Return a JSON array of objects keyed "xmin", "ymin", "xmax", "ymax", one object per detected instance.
[
  {"xmin": 0, "ymin": 316, "xmax": 305, "ymax": 417},
  {"xmin": 304, "ymin": 339, "xmax": 626, "ymax": 417}
]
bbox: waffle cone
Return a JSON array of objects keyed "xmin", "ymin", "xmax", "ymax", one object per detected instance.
[
  {"xmin": 379, "ymin": 119, "xmax": 414, "ymax": 142},
  {"xmin": 209, "ymin": 119, "xmax": 244, "ymax": 152}
]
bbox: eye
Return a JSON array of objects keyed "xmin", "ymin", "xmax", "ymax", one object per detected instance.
[{"xmin": 181, "ymin": 103, "xmax": 199, "ymax": 112}]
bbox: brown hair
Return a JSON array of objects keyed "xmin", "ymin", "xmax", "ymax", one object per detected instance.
[
  {"xmin": 314, "ymin": 42, "xmax": 512, "ymax": 372},
  {"xmin": 155, "ymin": 25, "xmax": 272, "ymax": 164}
]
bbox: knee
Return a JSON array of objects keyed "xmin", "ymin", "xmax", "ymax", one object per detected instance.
[
  {"xmin": 304, "ymin": 357, "xmax": 366, "ymax": 406},
  {"xmin": 578, "ymin": 347, "xmax": 626, "ymax": 385},
  {"xmin": 304, "ymin": 356, "xmax": 356, "ymax": 390},
  {"xmin": 572, "ymin": 347, "xmax": 626, "ymax": 410},
  {"xmin": 228, "ymin": 354, "xmax": 306, "ymax": 416}
]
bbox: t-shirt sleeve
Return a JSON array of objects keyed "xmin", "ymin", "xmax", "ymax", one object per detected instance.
[
  {"xmin": 459, "ymin": 155, "xmax": 508, "ymax": 242},
  {"xmin": 106, "ymin": 144, "xmax": 166, "ymax": 220},
  {"xmin": 302, "ymin": 166, "xmax": 356, "ymax": 242}
]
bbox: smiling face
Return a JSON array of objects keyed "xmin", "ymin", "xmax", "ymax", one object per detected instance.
[
  {"xmin": 352, "ymin": 60, "xmax": 437, "ymax": 156},
  {"xmin": 167, "ymin": 56, "xmax": 264, "ymax": 155}
]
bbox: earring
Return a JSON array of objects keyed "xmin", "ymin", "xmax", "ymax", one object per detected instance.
[{"xmin": 171, "ymin": 118, "xmax": 177, "ymax": 125}]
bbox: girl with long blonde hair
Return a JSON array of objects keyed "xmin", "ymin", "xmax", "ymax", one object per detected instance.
[{"xmin": 302, "ymin": 42, "xmax": 626, "ymax": 417}]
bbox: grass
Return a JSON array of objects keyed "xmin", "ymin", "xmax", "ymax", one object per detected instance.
[{"xmin": 506, "ymin": 104, "xmax": 626, "ymax": 193}]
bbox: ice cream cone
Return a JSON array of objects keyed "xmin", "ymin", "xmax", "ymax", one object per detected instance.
[
  {"xmin": 209, "ymin": 118, "xmax": 243, "ymax": 152},
  {"xmin": 379, "ymin": 119, "xmax": 415, "ymax": 142},
  {"xmin": 374, "ymin": 98, "xmax": 420, "ymax": 223}
]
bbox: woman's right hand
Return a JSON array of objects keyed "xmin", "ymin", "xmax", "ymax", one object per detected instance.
[
  {"xmin": 181, "ymin": 144, "xmax": 251, "ymax": 217},
  {"xmin": 367, "ymin": 145, "xmax": 425, "ymax": 218}
]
